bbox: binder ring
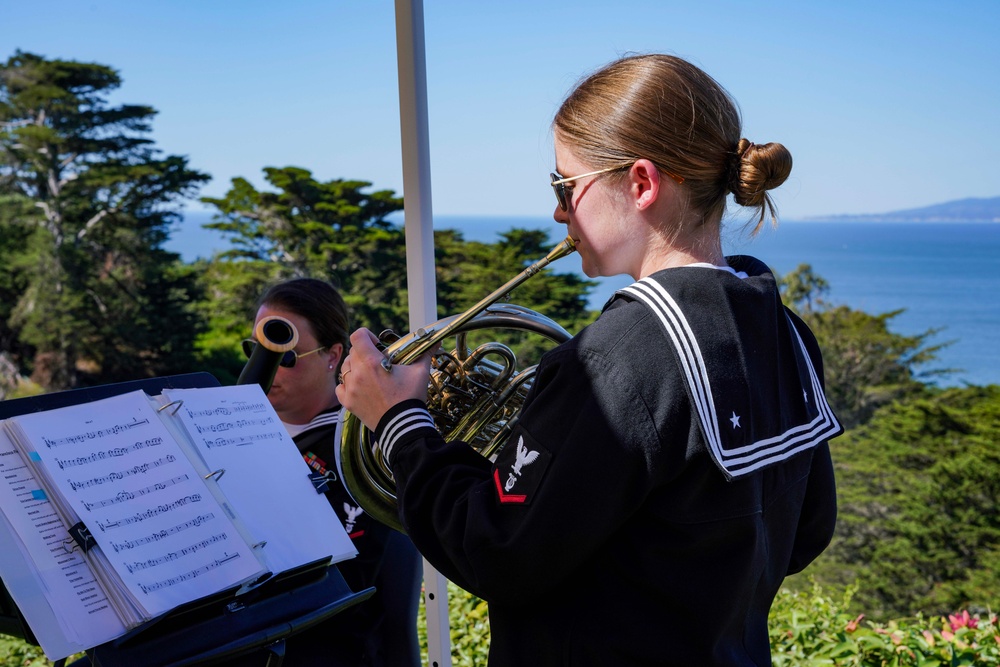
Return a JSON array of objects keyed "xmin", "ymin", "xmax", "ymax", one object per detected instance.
[{"xmin": 157, "ymin": 400, "xmax": 184, "ymax": 416}]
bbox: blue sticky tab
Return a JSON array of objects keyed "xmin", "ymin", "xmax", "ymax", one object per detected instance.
[
  {"xmin": 31, "ymin": 490, "xmax": 47, "ymax": 501},
  {"xmin": 28, "ymin": 452, "xmax": 41, "ymax": 461}
]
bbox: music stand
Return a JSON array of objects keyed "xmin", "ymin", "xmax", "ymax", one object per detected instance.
[{"xmin": 0, "ymin": 373, "xmax": 373, "ymax": 667}]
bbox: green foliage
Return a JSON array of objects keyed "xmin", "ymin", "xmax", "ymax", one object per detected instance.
[
  {"xmin": 811, "ymin": 385, "xmax": 1000, "ymax": 619},
  {"xmin": 189, "ymin": 258, "xmax": 284, "ymax": 385},
  {"xmin": 200, "ymin": 171, "xmax": 596, "ymax": 369},
  {"xmin": 201, "ymin": 166, "xmax": 409, "ymax": 335},
  {"xmin": 770, "ymin": 582, "xmax": 1000, "ymax": 666},
  {"xmin": 0, "ymin": 51, "xmax": 208, "ymax": 390},
  {"xmin": 780, "ymin": 264, "xmax": 831, "ymax": 313},
  {"xmin": 0, "ymin": 635, "xmax": 51, "ymax": 666},
  {"xmin": 411, "ymin": 581, "xmax": 1000, "ymax": 666},
  {"xmin": 417, "ymin": 581, "xmax": 491, "ymax": 667},
  {"xmin": 779, "ymin": 263, "xmax": 949, "ymax": 429},
  {"xmin": 434, "ymin": 228, "xmax": 594, "ymax": 327},
  {"xmin": 4, "ymin": 581, "xmax": 999, "ymax": 667},
  {"xmin": 0, "ymin": 194, "xmax": 35, "ymax": 361},
  {"xmin": 430, "ymin": 228, "xmax": 597, "ymax": 366},
  {"xmin": 776, "ymin": 265, "xmax": 999, "ymax": 623}
]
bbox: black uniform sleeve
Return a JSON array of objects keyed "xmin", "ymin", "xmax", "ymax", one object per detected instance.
[
  {"xmin": 376, "ymin": 345, "xmax": 664, "ymax": 604},
  {"xmin": 786, "ymin": 442, "xmax": 837, "ymax": 575}
]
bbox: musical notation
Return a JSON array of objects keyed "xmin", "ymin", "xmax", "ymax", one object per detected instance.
[
  {"xmin": 66, "ymin": 455, "xmax": 177, "ymax": 491},
  {"xmin": 53, "ymin": 438, "xmax": 165, "ymax": 470},
  {"xmin": 93, "ymin": 494, "xmax": 202, "ymax": 531},
  {"xmin": 184, "ymin": 400, "xmax": 269, "ymax": 420},
  {"xmin": 125, "ymin": 533, "xmax": 229, "ymax": 574},
  {"xmin": 108, "ymin": 513, "xmax": 216, "ymax": 553},
  {"xmin": 80, "ymin": 474, "xmax": 190, "ymax": 512},
  {"xmin": 41, "ymin": 417, "xmax": 151, "ymax": 448},
  {"xmin": 203, "ymin": 431, "xmax": 284, "ymax": 449},
  {"xmin": 162, "ymin": 383, "xmax": 357, "ymax": 577},
  {"xmin": 1, "ymin": 385, "xmax": 352, "ymax": 650},
  {"xmin": 194, "ymin": 417, "xmax": 275, "ymax": 435},
  {"xmin": 137, "ymin": 552, "xmax": 243, "ymax": 595}
]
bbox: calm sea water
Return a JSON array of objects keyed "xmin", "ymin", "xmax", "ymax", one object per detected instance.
[{"xmin": 168, "ymin": 212, "xmax": 1000, "ymax": 388}]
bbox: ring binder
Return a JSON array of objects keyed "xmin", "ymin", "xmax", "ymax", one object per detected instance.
[
  {"xmin": 0, "ymin": 374, "xmax": 363, "ymax": 665},
  {"xmin": 157, "ymin": 400, "xmax": 184, "ymax": 416}
]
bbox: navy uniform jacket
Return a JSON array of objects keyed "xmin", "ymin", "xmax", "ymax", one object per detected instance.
[{"xmin": 376, "ymin": 256, "xmax": 840, "ymax": 666}]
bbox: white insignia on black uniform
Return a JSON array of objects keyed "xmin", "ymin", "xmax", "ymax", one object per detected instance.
[
  {"xmin": 343, "ymin": 503, "xmax": 364, "ymax": 533},
  {"xmin": 730, "ymin": 411, "xmax": 742, "ymax": 428},
  {"xmin": 505, "ymin": 437, "xmax": 540, "ymax": 491}
]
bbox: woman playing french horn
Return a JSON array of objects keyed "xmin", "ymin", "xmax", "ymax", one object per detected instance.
[{"xmin": 337, "ymin": 53, "xmax": 840, "ymax": 666}]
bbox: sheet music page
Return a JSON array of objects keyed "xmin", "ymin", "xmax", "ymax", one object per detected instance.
[
  {"xmin": 8, "ymin": 390, "xmax": 265, "ymax": 619},
  {"xmin": 162, "ymin": 385, "xmax": 356, "ymax": 574},
  {"xmin": 0, "ymin": 428, "xmax": 127, "ymax": 659}
]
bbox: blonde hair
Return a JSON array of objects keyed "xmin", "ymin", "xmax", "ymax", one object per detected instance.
[{"xmin": 553, "ymin": 54, "xmax": 792, "ymax": 234}]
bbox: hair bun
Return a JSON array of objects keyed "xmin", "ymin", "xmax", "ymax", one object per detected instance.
[{"xmin": 730, "ymin": 139, "xmax": 793, "ymax": 232}]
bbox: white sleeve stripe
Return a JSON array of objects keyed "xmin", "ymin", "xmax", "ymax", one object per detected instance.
[{"xmin": 380, "ymin": 407, "xmax": 437, "ymax": 461}]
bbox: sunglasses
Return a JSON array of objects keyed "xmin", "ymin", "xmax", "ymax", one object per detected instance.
[
  {"xmin": 241, "ymin": 339, "xmax": 326, "ymax": 368},
  {"xmin": 549, "ymin": 164, "xmax": 685, "ymax": 211}
]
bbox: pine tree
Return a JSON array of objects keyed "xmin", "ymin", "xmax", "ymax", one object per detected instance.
[
  {"xmin": 0, "ymin": 51, "xmax": 209, "ymax": 389},
  {"xmin": 201, "ymin": 168, "xmax": 596, "ymax": 373},
  {"xmin": 202, "ymin": 166, "xmax": 409, "ymax": 336}
]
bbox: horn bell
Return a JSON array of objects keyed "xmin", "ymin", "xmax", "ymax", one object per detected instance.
[{"xmin": 339, "ymin": 238, "xmax": 577, "ymax": 533}]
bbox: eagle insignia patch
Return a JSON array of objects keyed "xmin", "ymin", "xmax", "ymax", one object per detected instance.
[{"xmin": 492, "ymin": 432, "xmax": 550, "ymax": 504}]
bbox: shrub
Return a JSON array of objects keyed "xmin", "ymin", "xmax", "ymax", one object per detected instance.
[
  {"xmin": 4, "ymin": 581, "xmax": 998, "ymax": 665},
  {"xmin": 770, "ymin": 582, "xmax": 1000, "ymax": 666}
]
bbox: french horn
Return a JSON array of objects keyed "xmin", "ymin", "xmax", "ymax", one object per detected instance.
[{"xmin": 339, "ymin": 237, "xmax": 577, "ymax": 532}]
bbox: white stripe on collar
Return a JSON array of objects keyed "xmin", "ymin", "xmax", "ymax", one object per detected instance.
[{"xmin": 621, "ymin": 277, "xmax": 839, "ymax": 479}]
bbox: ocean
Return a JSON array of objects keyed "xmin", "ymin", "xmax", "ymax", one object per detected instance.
[{"xmin": 168, "ymin": 212, "xmax": 1000, "ymax": 388}]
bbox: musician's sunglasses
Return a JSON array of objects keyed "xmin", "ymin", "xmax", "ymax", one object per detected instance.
[
  {"xmin": 549, "ymin": 164, "xmax": 684, "ymax": 212},
  {"xmin": 241, "ymin": 340, "xmax": 326, "ymax": 368}
]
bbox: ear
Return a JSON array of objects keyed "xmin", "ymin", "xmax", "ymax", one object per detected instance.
[
  {"xmin": 327, "ymin": 343, "xmax": 344, "ymax": 371},
  {"xmin": 630, "ymin": 159, "xmax": 661, "ymax": 211}
]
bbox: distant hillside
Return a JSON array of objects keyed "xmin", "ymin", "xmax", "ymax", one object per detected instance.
[{"xmin": 809, "ymin": 196, "xmax": 1000, "ymax": 222}]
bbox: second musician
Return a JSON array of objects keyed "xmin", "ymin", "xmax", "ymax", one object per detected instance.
[{"xmin": 244, "ymin": 278, "xmax": 421, "ymax": 667}]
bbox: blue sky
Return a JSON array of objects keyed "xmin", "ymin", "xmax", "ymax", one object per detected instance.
[{"xmin": 3, "ymin": 0, "xmax": 999, "ymax": 220}]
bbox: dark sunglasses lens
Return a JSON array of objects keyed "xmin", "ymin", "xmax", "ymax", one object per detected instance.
[
  {"xmin": 241, "ymin": 340, "xmax": 255, "ymax": 358},
  {"xmin": 549, "ymin": 173, "xmax": 568, "ymax": 211}
]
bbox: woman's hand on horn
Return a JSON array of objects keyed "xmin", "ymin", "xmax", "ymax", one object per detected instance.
[{"xmin": 336, "ymin": 328, "xmax": 433, "ymax": 431}]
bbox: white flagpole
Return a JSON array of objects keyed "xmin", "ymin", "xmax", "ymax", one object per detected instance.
[{"xmin": 393, "ymin": 1, "xmax": 452, "ymax": 665}]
